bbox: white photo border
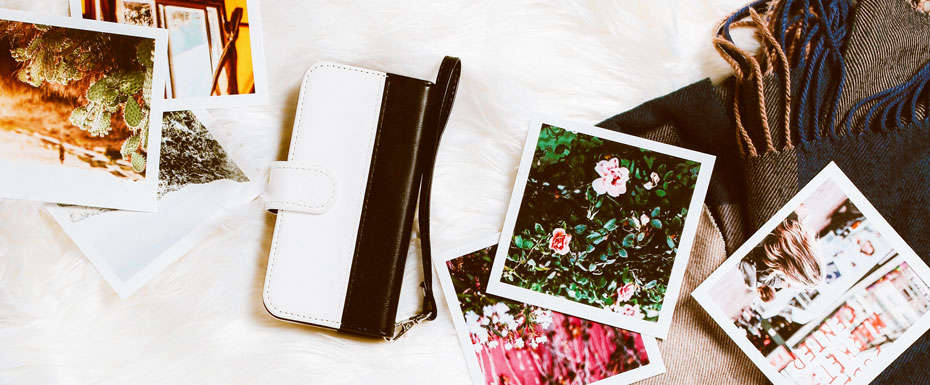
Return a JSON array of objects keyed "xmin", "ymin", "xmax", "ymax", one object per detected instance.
[
  {"xmin": 68, "ymin": 0, "xmax": 270, "ymax": 111},
  {"xmin": 436, "ymin": 233, "xmax": 666, "ymax": 385},
  {"xmin": 691, "ymin": 162, "xmax": 930, "ymax": 385},
  {"xmin": 0, "ymin": 9, "xmax": 168, "ymax": 212},
  {"xmin": 485, "ymin": 115, "xmax": 715, "ymax": 339},
  {"xmin": 45, "ymin": 110, "xmax": 260, "ymax": 298}
]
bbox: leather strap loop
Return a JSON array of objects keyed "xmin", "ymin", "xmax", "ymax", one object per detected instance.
[{"xmin": 390, "ymin": 56, "xmax": 461, "ymax": 339}]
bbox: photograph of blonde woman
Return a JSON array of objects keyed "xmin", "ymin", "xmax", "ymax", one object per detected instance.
[
  {"xmin": 697, "ymin": 170, "xmax": 930, "ymax": 384},
  {"xmin": 740, "ymin": 210, "xmax": 825, "ymax": 303}
]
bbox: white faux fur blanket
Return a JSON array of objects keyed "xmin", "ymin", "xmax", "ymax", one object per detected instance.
[{"xmin": 0, "ymin": 0, "xmax": 747, "ymax": 383}]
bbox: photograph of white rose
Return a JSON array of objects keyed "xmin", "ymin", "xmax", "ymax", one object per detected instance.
[
  {"xmin": 487, "ymin": 118, "xmax": 714, "ymax": 336},
  {"xmin": 435, "ymin": 235, "xmax": 664, "ymax": 385}
]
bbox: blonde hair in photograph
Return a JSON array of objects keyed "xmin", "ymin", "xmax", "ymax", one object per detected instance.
[{"xmin": 760, "ymin": 218, "xmax": 825, "ymax": 287}]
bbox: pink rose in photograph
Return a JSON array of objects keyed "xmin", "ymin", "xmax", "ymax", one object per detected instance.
[
  {"xmin": 503, "ymin": 124, "xmax": 703, "ymax": 323},
  {"xmin": 592, "ymin": 158, "xmax": 630, "ymax": 197},
  {"xmin": 617, "ymin": 283, "xmax": 637, "ymax": 302},
  {"xmin": 548, "ymin": 228, "xmax": 572, "ymax": 255}
]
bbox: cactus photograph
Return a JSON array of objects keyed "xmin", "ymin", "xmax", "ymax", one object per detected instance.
[
  {"xmin": 0, "ymin": 19, "xmax": 157, "ymax": 178},
  {"xmin": 0, "ymin": 11, "xmax": 166, "ymax": 211}
]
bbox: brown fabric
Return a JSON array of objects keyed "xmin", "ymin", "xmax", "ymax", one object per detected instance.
[
  {"xmin": 599, "ymin": 1, "xmax": 930, "ymax": 383},
  {"xmin": 835, "ymin": 0, "xmax": 930, "ymax": 132},
  {"xmin": 742, "ymin": 149, "xmax": 799, "ymax": 229},
  {"xmin": 640, "ymin": 207, "xmax": 767, "ymax": 385}
]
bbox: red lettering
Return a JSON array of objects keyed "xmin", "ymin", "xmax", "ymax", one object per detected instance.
[
  {"xmin": 811, "ymin": 334, "xmax": 828, "ymax": 353},
  {"xmin": 793, "ymin": 351, "xmax": 808, "ymax": 371},
  {"xmin": 853, "ymin": 323, "xmax": 875, "ymax": 346},
  {"xmin": 827, "ymin": 353, "xmax": 846, "ymax": 375},
  {"xmin": 867, "ymin": 313, "xmax": 887, "ymax": 333},
  {"xmin": 824, "ymin": 365, "xmax": 840, "ymax": 384},
  {"xmin": 799, "ymin": 341, "xmax": 816, "ymax": 363},
  {"xmin": 836, "ymin": 341, "xmax": 855, "ymax": 360},
  {"xmin": 852, "ymin": 366, "xmax": 862, "ymax": 378},
  {"xmin": 839, "ymin": 305, "xmax": 857, "ymax": 328},
  {"xmin": 819, "ymin": 322, "xmax": 838, "ymax": 342}
]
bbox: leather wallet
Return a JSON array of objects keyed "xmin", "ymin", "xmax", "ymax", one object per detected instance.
[{"xmin": 262, "ymin": 57, "xmax": 461, "ymax": 339}]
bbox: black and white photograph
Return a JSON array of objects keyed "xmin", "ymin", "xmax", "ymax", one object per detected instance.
[{"xmin": 47, "ymin": 110, "xmax": 258, "ymax": 297}]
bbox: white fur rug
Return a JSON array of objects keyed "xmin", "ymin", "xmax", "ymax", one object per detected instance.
[{"xmin": 0, "ymin": 1, "xmax": 747, "ymax": 383}]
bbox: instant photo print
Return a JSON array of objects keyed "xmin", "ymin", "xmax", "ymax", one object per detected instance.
[
  {"xmin": 486, "ymin": 116, "xmax": 715, "ymax": 338},
  {"xmin": 692, "ymin": 162, "xmax": 930, "ymax": 385},
  {"xmin": 71, "ymin": 0, "xmax": 269, "ymax": 111},
  {"xmin": 0, "ymin": 9, "xmax": 168, "ymax": 211},
  {"xmin": 46, "ymin": 111, "xmax": 259, "ymax": 297},
  {"xmin": 436, "ymin": 234, "xmax": 665, "ymax": 385}
]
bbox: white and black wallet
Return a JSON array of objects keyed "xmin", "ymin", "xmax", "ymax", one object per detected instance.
[{"xmin": 262, "ymin": 57, "xmax": 461, "ymax": 339}]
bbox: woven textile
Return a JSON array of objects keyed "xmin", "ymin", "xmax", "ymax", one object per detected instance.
[{"xmin": 598, "ymin": 0, "xmax": 930, "ymax": 382}]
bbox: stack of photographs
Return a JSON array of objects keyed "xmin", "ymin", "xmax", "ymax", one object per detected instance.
[
  {"xmin": 436, "ymin": 116, "xmax": 716, "ymax": 384},
  {"xmin": 4, "ymin": 4, "xmax": 928, "ymax": 384},
  {"xmin": 46, "ymin": 110, "xmax": 259, "ymax": 297},
  {"xmin": 436, "ymin": 235, "xmax": 666, "ymax": 385},
  {"xmin": 71, "ymin": 0, "xmax": 268, "ymax": 111},
  {"xmin": 0, "ymin": 5, "xmax": 265, "ymax": 297},
  {"xmin": 436, "ymin": 118, "xmax": 930, "ymax": 385}
]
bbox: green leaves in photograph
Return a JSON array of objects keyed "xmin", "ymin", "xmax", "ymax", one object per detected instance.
[{"xmin": 502, "ymin": 124, "xmax": 700, "ymax": 322}]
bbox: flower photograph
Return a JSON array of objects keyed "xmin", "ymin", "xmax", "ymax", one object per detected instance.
[
  {"xmin": 487, "ymin": 118, "xmax": 714, "ymax": 336},
  {"xmin": 0, "ymin": 11, "xmax": 166, "ymax": 211},
  {"xmin": 693, "ymin": 164, "xmax": 930, "ymax": 385},
  {"xmin": 438, "ymin": 238, "xmax": 664, "ymax": 385},
  {"xmin": 75, "ymin": 0, "xmax": 268, "ymax": 109}
]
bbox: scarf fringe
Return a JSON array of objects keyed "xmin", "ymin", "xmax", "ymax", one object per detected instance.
[{"xmin": 716, "ymin": 0, "xmax": 929, "ymax": 155}]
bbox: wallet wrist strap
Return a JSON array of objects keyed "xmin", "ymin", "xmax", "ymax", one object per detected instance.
[{"xmin": 390, "ymin": 56, "xmax": 461, "ymax": 340}]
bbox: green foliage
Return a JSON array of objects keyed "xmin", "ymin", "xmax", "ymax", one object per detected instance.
[
  {"xmin": 501, "ymin": 125, "xmax": 701, "ymax": 322},
  {"xmin": 131, "ymin": 152, "xmax": 146, "ymax": 173},
  {"xmin": 124, "ymin": 97, "xmax": 143, "ymax": 128},
  {"xmin": 4, "ymin": 22, "xmax": 155, "ymax": 174},
  {"xmin": 9, "ymin": 25, "xmax": 96, "ymax": 87},
  {"xmin": 448, "ymin": 246, "xmax": 554, "ymax": 340}
]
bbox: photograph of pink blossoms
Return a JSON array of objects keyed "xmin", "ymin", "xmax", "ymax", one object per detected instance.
[
  {"xmin": 501, "ymin": 124, "xmax": 701, "ymax": 322},
  {"xmin": 448, "ymin": 245, "xmax": 650, "ymax": 384}
]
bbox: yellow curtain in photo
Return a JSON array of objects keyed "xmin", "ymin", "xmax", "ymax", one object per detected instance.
[{"xmin": 225, "ymin": 0, "xmax": 253, "ymax": 94}]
